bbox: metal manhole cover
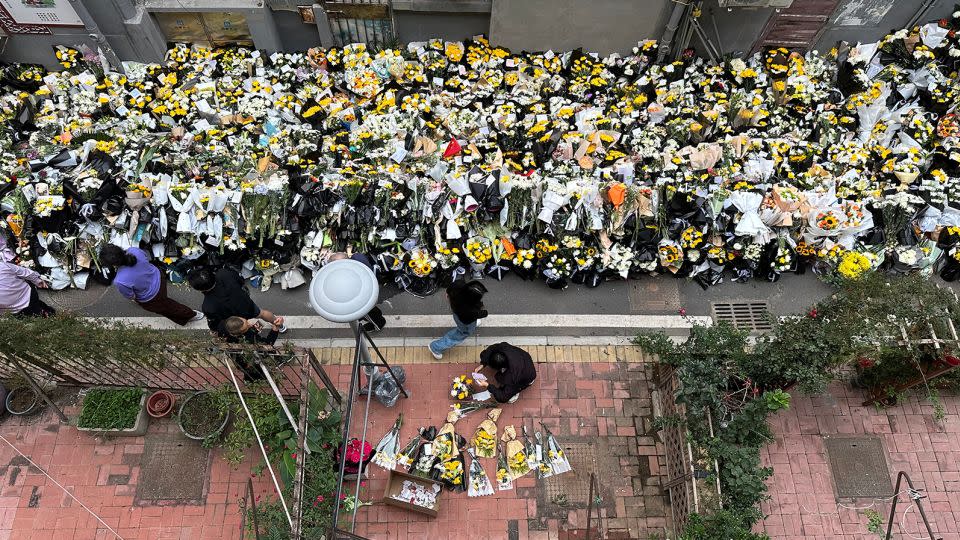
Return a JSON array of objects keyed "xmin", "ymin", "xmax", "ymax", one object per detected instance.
[
  {"xmin": 824, "ymin": 436, "xmax": 893, "ymax": 499},
  {"xmin": 40, "ymin": 284, "xmax": 109, "ymax": 311},
  {"xmin": 135, "ymin": 434, "xmax": 210, "ymax": 505},
  {"xmin": 711, "ymin": 302, "xmax": 772, "ymax": 331},
  {"xmin": 629, "ymin": 280, "xmax": 681, "ymax": 313},
  {"xmin": 543, "ymin": 442, "xmax": 596, "ymax": 506}
]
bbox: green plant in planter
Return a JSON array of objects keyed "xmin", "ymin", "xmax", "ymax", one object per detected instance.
[{"xmin": 77, "ymin": 388, "xmax": 143, "ymax": 430}]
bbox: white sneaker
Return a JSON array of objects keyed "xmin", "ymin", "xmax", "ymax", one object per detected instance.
[
  {"xmin": 190, "ymin": 310, "xmax": 205, "ymax": 322},
  {"xmin": 428, "ymin": 346, "xmax": 442, "ymax": 360},
  {"xmin": 278, "ymin": 323, "xmax": 288, "ymax": 333},
  {"xmin": 507, "ymin": 393, "xmax": 520, "ymax": 404}
]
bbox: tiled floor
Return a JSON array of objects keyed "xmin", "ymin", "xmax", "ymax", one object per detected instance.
[
  {"xmin": 760, "ymin": 383, "xmax": 960, "ymax": 540},
  {"xmin": 0, "ymin": 345, "xmax": 667, "ymax": 540},
  {"xmin": 3, "ymin": 344, "xmax": 957, "ymax": 539}
]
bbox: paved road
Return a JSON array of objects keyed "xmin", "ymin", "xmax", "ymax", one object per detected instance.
[{"xmin": 40, "ymin": 271, "xmax": 837, "ymax": 338}]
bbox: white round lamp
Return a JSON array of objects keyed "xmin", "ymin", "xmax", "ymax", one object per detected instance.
[{"xmin": 308, "ymin": 259, "xmax": 379, "ymax": 322}]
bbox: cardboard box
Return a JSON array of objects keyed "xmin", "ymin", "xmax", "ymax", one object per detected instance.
[{"xmin": 382, "ymin": 469, "xmax": 442, "ymax": 518}]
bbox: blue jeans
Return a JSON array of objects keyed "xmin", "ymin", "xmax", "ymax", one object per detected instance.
[{"xmin": 430, "ymin": 314, "xmax": 476, "ymax": 355}]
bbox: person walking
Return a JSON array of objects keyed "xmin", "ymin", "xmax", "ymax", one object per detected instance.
[
  {"xmin": 0, "ymin": 261, "xmax": 55, "ymax": 317},
  {"xmin": 99, "ymin": 244, "xmax": 203, "ymax": 325},
  {"xmin": 473, "ymin": 342, "xmax": 536, "ymax": 403},
  {"xmin": 187, "ymin": 267, "xmax": 287, "ymax": 336},
  {"xmin": 428, "ymin": 279, "xmax": 488, "ymax": 359}
]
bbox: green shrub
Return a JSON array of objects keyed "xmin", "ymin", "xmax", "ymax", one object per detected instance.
[{"xmin": 77, "ymin": 388, "xmax": 143, "ymax": 430}]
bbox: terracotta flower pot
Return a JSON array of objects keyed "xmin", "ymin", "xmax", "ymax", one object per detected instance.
[{"xmin": 146, "ymin": 390, "xmax": 176, "ymax": 418}]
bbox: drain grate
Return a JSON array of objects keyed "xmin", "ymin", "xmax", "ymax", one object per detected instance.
[
  {"xmin": 711, "ymin": 302, "xmax": 772, "ymax": 330},
  {"xmin": 135, "ymin": 434, "xmax": 210, "ymax": 505},
  {"xmin": 824, "ymin": 436, "xmax": 893, "ymax": 499},
  {"xmin": 543, "ymin": 442, "xmax": 596, "ymax": 506},
  {"xmin": 629, "ymin": 280, "xmax": 681, "ymax": 313}
]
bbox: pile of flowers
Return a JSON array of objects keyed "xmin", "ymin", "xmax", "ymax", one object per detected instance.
[{"xmin": 7, "ymin": 17, "xmax": 960, "ymax": 291}]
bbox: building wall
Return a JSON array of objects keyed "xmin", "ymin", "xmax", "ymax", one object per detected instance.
[
  {"xmin": 815, "ymin": 0, "xmax": 953, "ymax": 50},
  {"xmin": 0, "ymin": 0, "xmax": 952, "ymax": 67},
  {"xmin": 489, "ymin": 0, "xmax": 673, "ymax": 55},
  {"xmin": 699, "ymin": 1, "xmax": 774, "ymax": 57},
  {"xmin": 395, "ymin": 11, "xmax": 490, "ymax": 43},
  {"xmin": 273, "ymin": 9, "xmax": 322, "ymax": 52}
]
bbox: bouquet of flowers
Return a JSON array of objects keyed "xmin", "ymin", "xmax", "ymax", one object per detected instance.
[
  {"xmin": 396, "ymin": 435, "xmax": 421, "ymax": 470},
  {"xmin": 450, "ymin": 374, "xmax": 472, "ymax": 401},
  {"xmin": 501, "ymin": 425, "xmax": 530, "ymax": 480},
  {"xmin": 495, "ymin": 444, "xmax": 513, "ymax": 491},
  {"xmin": 467, "ymin": 451, "xmax": 495, "ymax": 497},
  {"xmin": 540, "ymin": 423, "xmax": 572, "ymax": 476},
  {"xmin": 337, "ymin": 438, "xmax": 374, "ymax": 475},
  {"xmin": 371, "ymin": 415, "xmax": 403, "ymax": 470},
  {"xmin": 471, "ymin": 412, "xmax": 498, "ymax": 458},
  {"xmin": 411, "ymin": 426, "xmax": 438, "ymax": 477},
  {"xmin": 447, "ymin": 400, "xmax": 497, "ymax": 422}
]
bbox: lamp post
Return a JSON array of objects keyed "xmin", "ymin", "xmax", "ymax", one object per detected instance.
[{"xmin": 307, "ymin": 258, "xmax": 378, "ymax": 534}]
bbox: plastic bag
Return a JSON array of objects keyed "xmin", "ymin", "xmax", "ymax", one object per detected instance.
[{"xmin": 371, "ymin": 366, "xmax": 407, "ymax": 407}]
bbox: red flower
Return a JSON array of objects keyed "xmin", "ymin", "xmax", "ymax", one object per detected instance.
[
  {"xmin": 940, "ymin": 18, "xmax": 950, "ymax": 28},
  {"xmin": 360, "ymin": 481, "xmax": 367, "ymax": 488},
  {"xmin": 678, "ymin": 307, "xmax": 687, "ymax": 316},
  {"xmin": 317, "ymin": 495, "xmax": 325, "ymax": 502},
  {"xmin": 291, "ymin": 453, "xmax": 297, "ymax": 459},
  {"xmin": 808, "ymin": 308, "xmax": 818, "ymax": 318},
  {"xmin": 857, "ymin": 357, "xmax": 875, "ymax": 369}
]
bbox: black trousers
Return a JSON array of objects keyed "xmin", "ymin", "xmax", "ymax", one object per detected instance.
[{"xmin": 15, "ymin": 285, "xmax": 55, "ymax": 318}]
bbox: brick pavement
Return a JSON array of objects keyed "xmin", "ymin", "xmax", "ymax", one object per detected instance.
[
  {"xmin": 760, "ymin": 383, "xmax": 960, "ymax": 540},
  {"xmin": 0, "ymin": 344, "xmax": 668, "ymax": 539},
  {"xmin": 6, "ymin": 344, "xmax": 955, "ymax": 539},
  {"xmin": 317, "ymin": 345, "xmax": 668, "ymax": 539}
]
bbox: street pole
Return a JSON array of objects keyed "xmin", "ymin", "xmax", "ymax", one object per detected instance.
[{"xmin": 66, "ymin": 0, "xmax": 124, "ymax": 73}]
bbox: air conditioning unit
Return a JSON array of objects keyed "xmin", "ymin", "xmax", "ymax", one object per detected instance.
[{"xmin": 718, "ymin": 0, "xmax": 794, "ymax": 7}]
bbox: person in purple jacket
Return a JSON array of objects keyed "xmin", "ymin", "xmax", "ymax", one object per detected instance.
[{"xmin": 99, "ymin": 244, "xmax": 203, "ymax": 326}]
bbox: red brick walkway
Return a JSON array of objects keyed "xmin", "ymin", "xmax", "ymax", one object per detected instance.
[
  {"xmin": 0, "ymin": 395, "xmax": 275, "ymax": 540},
  {"xmin": 760, "ymin": 383, "xmax": 960, "ymax": 540},
  {"xmin": 322, "ymin": 358, "xmax": 668, "ymax": 539},
  {"xmin": 0, "ymin": 346, "xmax": 668, "ymax": 539}
]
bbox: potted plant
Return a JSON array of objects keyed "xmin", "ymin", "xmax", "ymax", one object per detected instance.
[
  {"xmin": 146, "ymin": 390, "xmax": 176, "ymax": 418},
  {"xmin": 178, "ymin": 390, "xmax": 230, "ymax": 442},
  {"xmin": 4, "ymin": 384, "xmax": 41, "ymax": 416},
  {"xmin": 77, "ymin": 387, "xmax": 149, "ymax": 436}
]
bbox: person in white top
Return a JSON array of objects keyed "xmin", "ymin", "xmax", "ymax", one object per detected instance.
[{"xmin": 0, "ymin": 261, "xmax": 54, "ymax": 317}]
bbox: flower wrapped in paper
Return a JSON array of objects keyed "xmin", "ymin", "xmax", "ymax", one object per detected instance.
[
  {"xmin": 471, "ymin": 418, "xmax": 497, "ymax": 459},
  {"xmin": 410, "ymin": 426, "xmax": 438, "ymax": 477},
  {"xmin": 495, "ymin": 443, "xmax": 513, "ymax": 491},
  {"xmin": 500, "ymin": 425, "xmax": 530, "ymax": 480},
  {"xmin": 540, "ymin": 423, "xmax": 572, "ymax": 476},
  {"xmin": 396, "ymin": 434, "xmax": 421, "ymax": 470},
  {"xmin": 467, "ymin": 451, "xmax": 494, "ymax": 497},
  {"xmin": 372, "ymin": 415, "xmax": 403, "ymax": 471}
]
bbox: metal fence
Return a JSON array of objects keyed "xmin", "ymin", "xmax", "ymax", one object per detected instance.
[
  {"xmin": 0, "ymin": 344, "xmax": 341, "ymax": 400},
  {"xmin": 321, "ymin": 0, "xmax": 396, "ymax": 49}
]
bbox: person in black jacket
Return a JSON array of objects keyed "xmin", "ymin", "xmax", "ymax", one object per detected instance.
[
  {"xmin": 220, "ymin": 315, "xmax": 284, "ymax": 382},
  {"xmin": 428, "ymin": 279, "xmax": 488, "ymax": 359},
  {"xmin": 473, "ymin": 342, "xmax": 536, "ymax": 403},
  {"xmin": 189, "ymin": 267, "xmax": 287, "ymax": 336}
]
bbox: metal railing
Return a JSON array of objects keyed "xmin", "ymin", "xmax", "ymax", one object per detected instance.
[
  {"xmin": 321, "ymin": 0, "xmax": 396, "ymax": 49},
  {"xmin": 885, "ymin": 471, "xmax": 940, "ymax": 540},
  {"xmin": 0, "ymin": 344, "xmax": 340, "ymax": 399},
  {"xmin": 585, "ymin": 472, "xmax": 602, "ymax": 540}
]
